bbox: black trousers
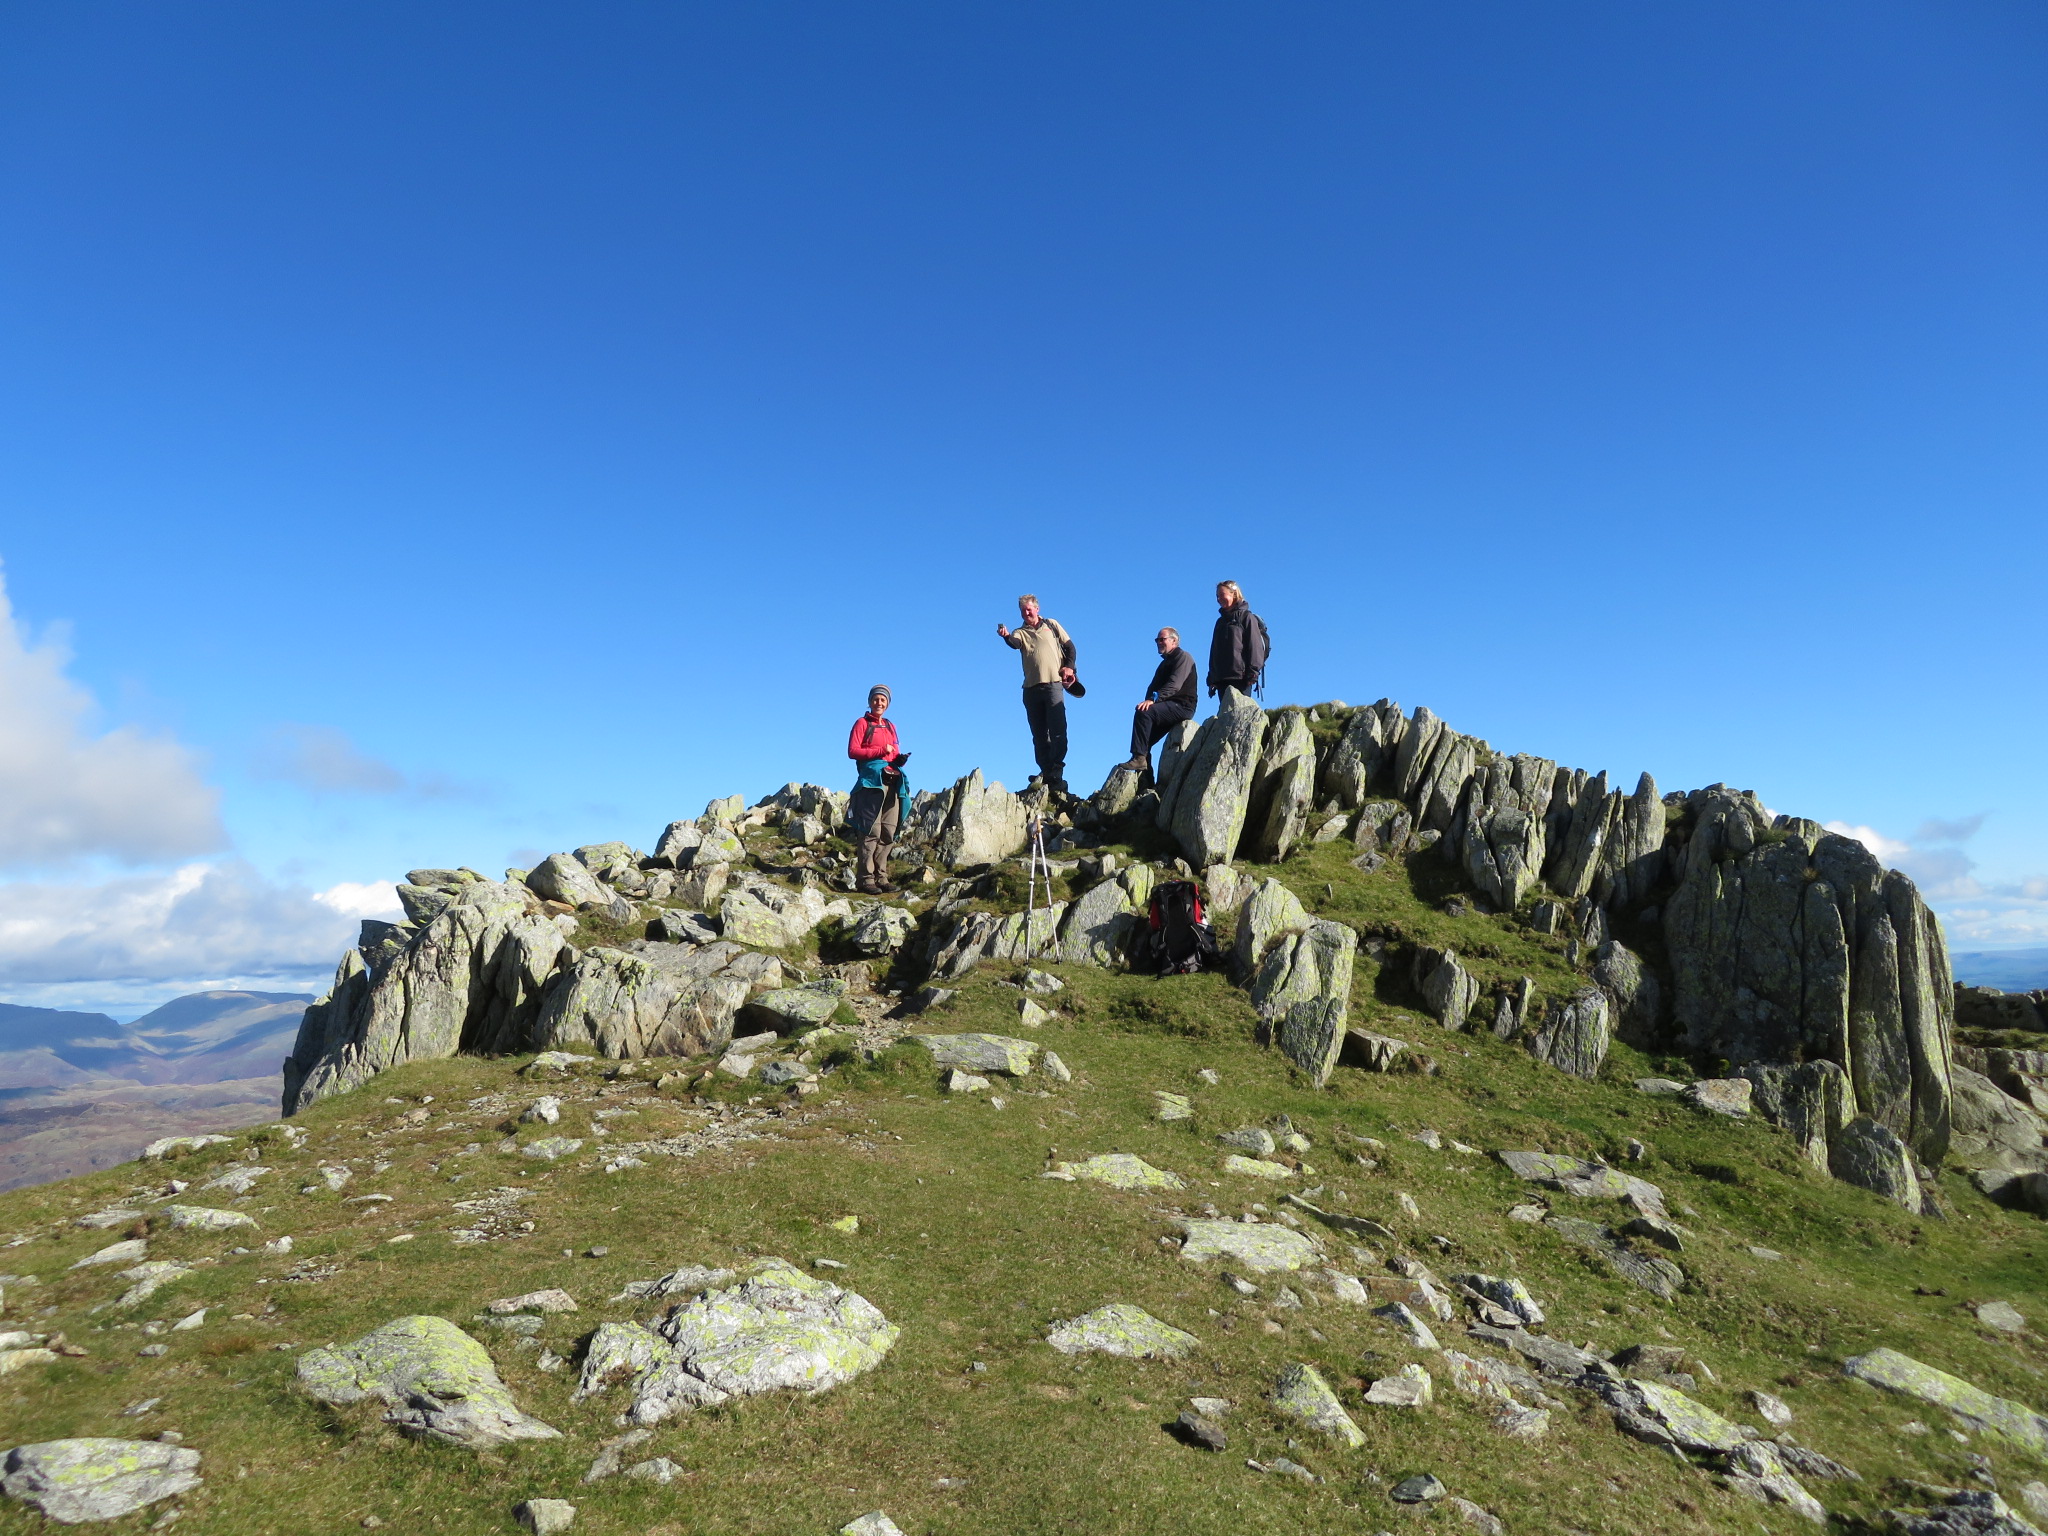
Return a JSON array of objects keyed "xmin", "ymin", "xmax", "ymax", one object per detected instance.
[
  {"xmin": 1022, "ymin": 682, "xmax": 1068, "ymax": 787},
  {"xmin": 1130, "ymin": 698, "xmax": 1194, "ymax": 756}
]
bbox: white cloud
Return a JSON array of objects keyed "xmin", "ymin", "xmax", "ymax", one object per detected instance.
[
  {"xmin": 1822, "ymin": 815, "xmax": 2048, "ymax": 949},
  {"xmin": 314, "ymin": 880, "xmax": 402, "ymax": 920},
  {"xmin": 0, "ymin": 860, "xmax": 364, "ymax": 985},
  {"xmin": 0, "ymin": 567, "xmax": 224, "ymax": 869}
]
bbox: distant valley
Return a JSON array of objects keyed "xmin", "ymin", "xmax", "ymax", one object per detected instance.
[{"xmin": 0, "ymin": 990, "xmax": 308, "ymax": 1190}]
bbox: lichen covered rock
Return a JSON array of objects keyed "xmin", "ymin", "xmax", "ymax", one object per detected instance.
[
  {"xmin": 2, "ymin": 1439, "xmax": 202, "ymax": 1524},
  {"xmin": 1045, "ymin": 1304, "xmax": 1198, "ymax": 1359},
  {"xmin": 296, "ymin": 1316, "xmax": 561, "ymax": 1448}
]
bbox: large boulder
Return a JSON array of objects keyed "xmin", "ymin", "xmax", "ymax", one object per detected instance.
[
  {"xmin": 1242, "ymin": 708, "xmax": 1315, "ymax": 863},
  {"xmin": 1829, "ymin": 1116, "xmax": 1925, "ymax": 1212},
  {"xmin": 930, "ymin": 771, "xmax": 1029, "ymax": 870},
  {"xmin": 1251, "ymin": 920, "xmax": 1357, "ymax": 1088},
  {"xmin": 284, "ymin": 883, "xmax": 567, "ymax": 1113},
  {"xmin": 2, "ymin": 1440, "xmax": 202, "ymax": 1524},
  {"xmin": 1059, "ymin": 865, "xmax": 1158, "ymax": 968},
  {"xmin": 1230, "ymin": 878, "xmax": 1311, "ymax": 985},
  {"xmin": 1948, "ymin": 1068, "xmax": 2048, "ymax": 1174},
  {"xmin": 1739, "ymin": 1060, "xmax": 1856, "ymax": 1172},
  {"xmin": 1530, "ymin": 987, "xmax": 1610, "ymax": 1080},
  {"xmin": 1844, "ymin": 1347, "xmax": 2048, "ymax": 1458},
  {"xmin": 526, "ymin": 853, "xmax": 612, "ymax": 909},
  {"xmin": 535, "ymin": 944, "xmax": 752, "ymax": 1059},
  {"xmin": 296, "ymin": 1316, "xmax": 561, "ymax": 1449},
  {"xmin": 1159, "ymin": 690, "xmax": 1267, "ymax": 868},
  {"xmin": 615, "ymin": 1260, "xmax": 898, "ymax": 1424},
  {"xmin": 1318, "ymin": 704, "xmax": 1393, "ymax": 809},
  {"xmin": 1412, "ymin": 947, "xmax": 1481, "ymax": 1031},
  {"xmin": 719, "ymin": 877, "xmax": 830, "ymax": 949}
]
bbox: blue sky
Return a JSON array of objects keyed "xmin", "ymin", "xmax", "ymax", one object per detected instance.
[{"xmin": 2, "ymin": 2, "xmax": 2045, "ymax": 1016}]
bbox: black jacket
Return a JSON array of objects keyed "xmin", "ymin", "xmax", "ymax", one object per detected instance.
[
  {"xmin": 1145, "ymin": 648, "xmax": 1198, "ymax": 708},
  {"xmin": 1208, "ymin": 604, "xmax": 1266, "ymax": 690}
]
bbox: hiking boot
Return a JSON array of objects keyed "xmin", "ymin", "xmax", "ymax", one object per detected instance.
[
  {"xmin": 871, "ymin": 881, "xmax": 898, "ymax": 895},
  {"xmin": 1118, "ymin": 755, "xmax": 1150, "ymax": 772},
  {"xmin": 855, "ymin": 880, "xmax": 881, "ymax": 895}
]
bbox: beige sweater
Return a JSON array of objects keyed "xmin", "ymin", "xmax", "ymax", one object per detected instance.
[{"xmin": 1004, "ymin": 617, "xmax": 1074, "ymax": 686}]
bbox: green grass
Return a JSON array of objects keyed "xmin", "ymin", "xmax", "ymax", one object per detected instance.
[{"xmin": 4, "ymin": 840, "xmax": 2046, "ymax": 1535}]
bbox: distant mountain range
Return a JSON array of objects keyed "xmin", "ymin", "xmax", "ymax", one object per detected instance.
[
  {"xmin": 1952, "ymin": 949, "xmax": 2048, "ymax": 993},
  {"xmin": 0, "ymin": 991, "xmax": 311, "ymax": 1191}
]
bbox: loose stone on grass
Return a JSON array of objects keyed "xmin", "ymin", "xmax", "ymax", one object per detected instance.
[
  {"xmin": 513, "ymin": 1498, "xmax": 575, "ymax": 1535},
  {"xmin": 158, "ymin": 1206, "xmax": 255, "ymax": 1233},
  {"xmin": 1046, "ymin": 1154, "xmax": 1183, "ymax": 1191},
  {"xmin": 1272, "ymin": 1362, "xmax": 1364, "ymax": 1447},
  {"xmin": 1176, "ymin": 1219, "xmax": 1319, "ymax": 1272},
  {"xmin": 1045, "ymin": 1304, "xmax": 1198, "ymax": 1360},
  {"xmin": 1221, "ymin": 1155, "xmax": 1294, "ymax": 1180},
  {"xmin": 71, "ymin": 1240, "xmax": 147, "ymax": 1270},
  {"xmin": 1365, "ymin": 1363, "xmax": 1434, "ymax": 1407},
  {"xmin": 914, "ymin": 1033, "xmax": 1039, "ymax": 1075},
  {"xmin": 521, "ymin": 1138, "xmax": 584, "ymax": 1162},
  {"xmin": 839, "ymin": 1514, "xmax": 906, "ymax": 1536},
  {"xmin": 489, "ymin": 1289, "xmax": 577, "ymax": 1315},
  {"xmin": 1, "ymin": 1439, "xmax": 203, "ymax": 1523},
  {"xmin": 1153, "ymin": 1092, "xmax": 1193, "ymax": 1122}
]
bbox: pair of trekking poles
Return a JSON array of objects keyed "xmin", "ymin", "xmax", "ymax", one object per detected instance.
[{"xmin": 1023, "ymin": 813, "xmax": 1063, "ymax": 964}]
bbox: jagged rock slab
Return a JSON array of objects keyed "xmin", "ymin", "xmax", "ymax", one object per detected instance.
[
  {"xmin": 1450, "ymin": 1274, "xmax": 1544, "ymax": 1325},
  {"xmin": 1161, "ymin": 689, "xmax": 1267, "ymax": 868},
  {"xmin": 1844, "ymin": 1348, "xmax": 2048, "ymax": 1456},
  {"xmin": 622, "ymin": 1259, "xmax": 898, "ymax": 1424},
  {"xmin": 1496, "ymin": 1151, "xmax": 1666, "ymax": 1211},
  {"xmin": 913, "ymin": 1034, "xmax": 1038, "ymax": 1075},
  {"xmin": 296, "ymin": 1316, "xmax": 562, "ymax": 1448},
  {"xmin": 1271, "ymin": 1362, "xmax": 1364, "ymax": 1446},
  {"xmin": 1414, "ymin": 947, "xmax": 1481, "ymax": 1031},
  {"xmin": 1, "ymin": 1439, "xmax": 202, "ymax": 1523},
  {"xmin": 1045, "ymin": 1304, "xmax": 1198, "ymax": 1359},
  {"xmin": 1252, "ymin": 920, "xmax": 1357, "ymax": 1088},
  {"xmin": 1176, "ymin": 1219, "xmax": 1319, "ymax": 1272},
  {"xmin": 1603, "ymin": 1377, "xmax": 1748, "ymax": 1452},
  {"xmin": 1221, "ymin": 1154, "xmax": 1294, "ymax": 1180},
  {"xmin": 1531, "ymin": 988, "xmax": 1611, "ymax": 1080},
  {"xmin": 1230, "ymin": 878, "xmax": 1311, "ymax": 986},
  {"xmin": 1058, "ymin": 865, "xmax": 1157, "ymax": 968},
  {"xmin": 1047, "ymin": 1154, "xmax": 1183, "ymax": 1191},
  {"xmin": 1243, "ymin": 708, "xmax": 1315, "ymax": 863}
]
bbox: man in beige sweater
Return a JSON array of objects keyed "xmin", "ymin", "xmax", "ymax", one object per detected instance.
[{"xmin": 995, "ymin": 593, "xmax": 1077, "ymax": 793}]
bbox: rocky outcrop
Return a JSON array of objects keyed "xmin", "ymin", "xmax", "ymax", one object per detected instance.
[
  {"xmin": 1159, "ymin": 689, "xmax": 1267, "ymax": 868},
  {"xmin": 2, "ymin": 1440, "xmax": 203, "ymax": 1524},
  {"xmin": 1412, "ymin": 947, "xmax": 1480, "ymax": 1031},
  {"xmin": 903, "ymin": 770, "xmax": 1028, "ymax": 870},
  {"xmin": 284, "ymin": 881, "xmax": 568, "ymax": 1114},
  {"xmin": 1664, "ymin": 804, "xmax": 1953, "ymax": 1163},
  {"xmin": 1739, "ymin": 1060, "xmax": 1855, "ymax": 1172},
  {"xmin": 1828, "ymin": 1117, "xmax": 1925, "ymax": 1212},
  {"xmin": 1059, "ymin": 865, "xmax": 1157, "ymax": 968}
]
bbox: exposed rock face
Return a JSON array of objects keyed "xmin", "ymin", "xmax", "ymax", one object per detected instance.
[
  {"xmin": 1060, "ymin": 866, "xmax": 1158, "ymax": 968},
  {"xmin": 1665, "ymin": 806, "xmax": 1953, "ymax": 1163},
  {"xmin": 1318, "ymin": 705, "xmax": 1392, "ymax": 809},
  {"xmin": 1252, "ymin": 921, "xmax": 1357, "ymax": 1087},
  {"xmin": 1948, "ymin": 1067, "xmax": 2048, "ymax": 1176},
  {"xmin": 296, "ymin": 1316, "xmax": 561, "ymax": 1448},
  {"xmin": 1844, "ymin": 1347, "xmax": 2048, "ymax": 1457},
  {"xmin": 1160, "ymin": 689, "xmax": 1267, "ymax": 868},
  {"xmin": 719, "ymin": 876, "xmax": 830, "ymax": 949},
  {"xmin": 525, "ymin": 853, "xmax": 612, "ymax": 910},
  {"xmin": 1242, "ymin": 708, "xmax": 1315, "ymax": 863},
  {"xmin": 285, "ymin": 882, "xmax": 568, "ymax": 1113},
  {"xmin": 1271, "ymin": 1362, "xmax": 1364, "ymax": 1447},
  {"xmin": 2, "ymin": 1439, "xmax": 203, "ymax": 1523},
  {"xmin": 534, "ymin": 944, "xmax": 755, "ymax": 1060},
  {"xmin": 1593, "ymin": 941, "xmax": 1662, "ymax": 1047}
]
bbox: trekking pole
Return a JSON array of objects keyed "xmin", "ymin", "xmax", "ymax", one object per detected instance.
[{"xmin": 1025, "ymin": 815, "xmax": 1040, "ymax": 960}]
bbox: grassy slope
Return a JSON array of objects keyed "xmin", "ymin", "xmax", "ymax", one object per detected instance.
[{"xmin": 2, "ymin": 834, "xmax": 2045, "ymax": 1536}]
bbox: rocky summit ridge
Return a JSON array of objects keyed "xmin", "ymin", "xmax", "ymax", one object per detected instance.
[
  {"xmin": 283, "ymin": 695, "xmax": 2036, "ymax": 1220},
  {"xmin": 5, "ymin": 693, "xmax": 2048, "ymax": 1536}
]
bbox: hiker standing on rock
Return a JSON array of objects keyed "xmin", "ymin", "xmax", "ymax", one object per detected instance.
[
  {"xmin": 1206, "ymin": 580, "xmax": 1269, "ymax": 702},
  {"xmin": 1119, "ymin": 625, "xmax": 1196, "ymax": 773},
  {"xmin": 995, "ymin": 594, "xmax": 1078, "ymax": 794},
  {"xmin": 847, "ymin": 685, "xmax": 910, "ymax": 895}
]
